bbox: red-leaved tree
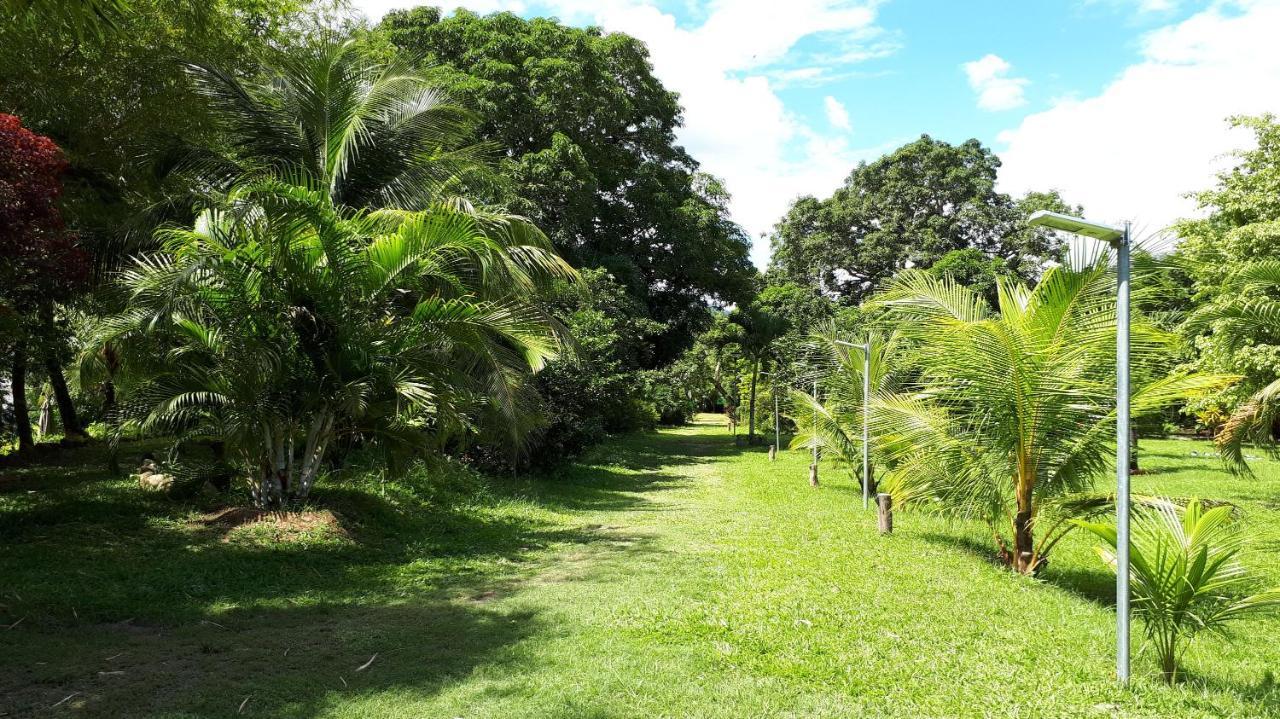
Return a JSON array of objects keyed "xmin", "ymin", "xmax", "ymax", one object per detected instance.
[{"xmin": 1, "ymin": 113, "xmax": 90, "ymax": 451}]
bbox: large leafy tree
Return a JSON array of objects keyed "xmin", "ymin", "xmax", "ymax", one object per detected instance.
[
  {"xmin": 769, "ymin": 135, "xmax": 1077, "ymax": 302},
  {"xmin": 869, "ymin": 262, "xmax": 1230, "ymax": 574},
  {"xmin": 0, "ymin": 114, "xmax": 91, "ymax": 451},
  {"xmin": 377, "ymin": 8, "xmax": 755, "ymax": 354},
  {"xmin": 2, "ymin": 0, "xmax": 131, "ymax": 39},
  {"xmin": 92, "ymin": 39, "xmax": 577, "ymax": 506},
  {"xmin": 1178, "ymin": 115, "xmax": 1280, "ymax": 461},
  {"xmin": 0, "ymin": 0, "xmax": 306, "ymax": 261}
]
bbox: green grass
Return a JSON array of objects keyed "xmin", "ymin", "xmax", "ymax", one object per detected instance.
[{"xmin": 2, "ymin": 418, "xmax": 1279, "ymax": 717}]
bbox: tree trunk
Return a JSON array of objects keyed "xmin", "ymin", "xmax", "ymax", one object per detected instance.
[
  {"xmin": 102, "ymin": 379, "xmax": 116, "ymax": 416},
  {"xmin": 1013, "ymin": 507, "xmax": 1035, "ymax": 574},
  {"xmin": 44, "ymin": 355, "xmax": 85, "ymax": 439},
  {"xmin": 1011, "ymin": 478, "xmax": 1036, "ymax": 574},
  {"xmin": 1160, "ymin": 642, "xmax": 1178, "ymax": 684},
  {"xmin": 37, "ymin": 396, "xmax": 52, "ymax": 437},
  {"xmin": 748, "ymin": 358, "xmax": 759, "ymax": 445},
  {"xmin": 10, "ymin": 341, "xmax": 34, "ymax": 453}
]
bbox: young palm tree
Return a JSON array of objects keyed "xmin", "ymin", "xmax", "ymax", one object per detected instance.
[
  {"xmin": 1187, "ymin": 259, "xmax": 1280, "ymax": 468},
  {"xmin": 97, "ymin": 179, "xmax": 574, "ymax": 507},
  {"xmin": 788, "ymin": 330, "xmax": 899, "ymax": 490},
  {"xmin": 1077, "ymin": 498, "xmax": 1280, "ymax": 682},
  {"xmin": 869, "ymin": 262, "xmax": 1232, "ymax": 574}
]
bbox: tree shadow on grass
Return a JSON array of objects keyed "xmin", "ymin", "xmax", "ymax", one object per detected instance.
[
  {"xmin": 0, "ymin": 424, "xmax": 700, "ymax": 716},
  {"xmin": 919, "ymin": 531, "xmax": 1006, "ymax": 569},
  {"xmin": 0, "ymin": 483, "xmax": 666, "ymax": 717},
  {"xmin": 919, "ymin": 530, "xmax": 1119, "ymax": 606},
  {"xmin": 1164, "ymin": 667, "xmax": 1280, "ymax": 716},
  {"xmin": 1039, "ymin": 565, "xmax": 1116, "ymax": 607},
  {"xmin": 2, "ymin": 598, "xmax": 543, "ymax": 717}
]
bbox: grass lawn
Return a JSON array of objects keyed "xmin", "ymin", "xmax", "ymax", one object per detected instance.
[{"xmin": 2, "ymin": 416, "xmax": 1279, "ymax": 717}]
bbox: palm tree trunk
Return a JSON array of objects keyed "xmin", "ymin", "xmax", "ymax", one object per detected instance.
[
  {"xmin": 1012, "ymin": 476, "xmax": 1035, "ymax": 574},
  {"xmin": 1159, "ymin": 635, "xmax": 1179, "ymax": 683},
  {"xmin": 44, "ymin": 355, "xmax": 85, "ymax": 439},
  {"xmin": 748, "ymin": 358, "xmax": 759, "ymax": 445},
  {"xmin": 10, "ymin": 341, "xmax": 34, "ymax": 453}
]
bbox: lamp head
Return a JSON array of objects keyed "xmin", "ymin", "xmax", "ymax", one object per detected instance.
[{"xmin": 1028, "ymin": 210, "xmax": 1125, "ymax": 244}]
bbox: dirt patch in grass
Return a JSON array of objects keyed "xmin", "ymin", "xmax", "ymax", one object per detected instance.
[{"xmin": 192, "ymin": 507, "xmax": 353, "ymax": 544}]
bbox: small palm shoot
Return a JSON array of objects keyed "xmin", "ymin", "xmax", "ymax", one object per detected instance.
[{"xmin": 1076, "ymin": 498, "xmax": 1280, "ymax": 682}]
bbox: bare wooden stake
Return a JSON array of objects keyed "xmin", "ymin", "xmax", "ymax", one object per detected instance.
[
  {"xmin": 809, "ymin": 464, "xmax": 819, "ymax": 488},
  {"xmin": 768, "ymin": 445, "xmax": 777, "ymax": 461},
  {"xmin": 877, "ymin": 493, "xmax": 893, "ymax": 535}
]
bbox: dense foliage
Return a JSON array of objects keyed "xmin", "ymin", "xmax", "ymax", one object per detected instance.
[
  {"xmin": 0, "ymin": 114, "xmax": 90, "ymax": 452},
  {"xmin": 1178, "ymin": 115, "xmax": 1280, "ymax": 458},
  {"xmin": 519, "ymin": 269, "xmax": 664, "ymax": 467},
  {"xmin": 377, "ymin": 8, "xmax": 755, "ymax": 355},
  {"xmin": 80, "ymin": 40, "xmax": 576, "ymax": 507}
]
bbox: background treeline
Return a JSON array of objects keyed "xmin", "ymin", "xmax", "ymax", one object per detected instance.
[{"xmin": 3, "ymin": 0, "xmax": 1279, "ymax": 489}]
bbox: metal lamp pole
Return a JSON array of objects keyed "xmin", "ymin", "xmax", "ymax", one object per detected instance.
[
  {"xmin": 834, "ymin": 338, "xmax": 872, "ymax": 510},
  {"xmin": 1029, "ymin": 210, "xmax": 1131, "ymax": 683}
]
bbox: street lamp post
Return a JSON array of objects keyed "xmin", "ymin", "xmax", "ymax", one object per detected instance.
[
  {"xmin": 834, "ymin": 338, "xmax": 872, "ymax": 511},
  {"xmin": 1028, "ymin": 210, "xmax": 1131, "ymax": 683}
]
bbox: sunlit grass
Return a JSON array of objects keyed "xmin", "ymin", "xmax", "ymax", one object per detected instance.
[{"xmin": 2, "ymin": 420, "xmax": 1278, "ymax": 717}]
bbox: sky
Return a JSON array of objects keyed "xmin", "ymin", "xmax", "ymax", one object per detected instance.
[{"xmin": 349, "ymin": 0, "xmax": 1280, "ymax": 267}]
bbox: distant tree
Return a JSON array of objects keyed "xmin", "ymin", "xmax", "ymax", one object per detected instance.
[
  {"xmin": 0, "ymin": 113, "xmax": 91, "ymax": 451},
  {"xmin": 769, "ymin": 135, "xmax": 1077, "ymax": 302},
  {"xmin": 925, "ymin": 248, "xmax": 1018, "ymax": 307},
  {"xmin": 377, "ymin": 8, "xmax": 755, "ymax": 354}
]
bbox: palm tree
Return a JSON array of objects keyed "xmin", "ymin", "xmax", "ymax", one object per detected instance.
[
  {"xmin": 98, "ymin": 180, "xmax": 573, "ymax": 507},
  {"xmin": 89, "ymin": 40, "xmax": 577, "ymax": 506},
  {"xmin": 730, "ymin": 306, "xmax": 788, "ymax": 444},
  {"xmin": 174, "ymin": 38, "xmax": 492, "ymax": 213},
  {"xmin": 788, "ymin": 330, "xmax": 899, "ymax": 490},
  {"xmin": 1077, "ymin": 498, "xmax": 1280, "ymax": 682},
  {"xmin": 869, "ymin": 262, "xmax": 1232, "ymax": 574},
  {"xmin": 1186, "ymin": 259, "xmax": 1280, "ymax": 468}
]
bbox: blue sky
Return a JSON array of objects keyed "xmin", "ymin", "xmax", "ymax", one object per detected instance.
[{"xmin": 352, "ymin": 0, "xmax": 1280, "ymax": 266}]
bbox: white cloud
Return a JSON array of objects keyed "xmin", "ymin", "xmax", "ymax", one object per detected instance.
[
  {"xmin": 997, "ymin": 0, "xmax": 1280, "ymax": 237},
  {"xmin": 963, "ymin": 53, "xmax": 1029, "ymax": 111},
  {"xmin": 350, "ymin": 0, "xmax": 890, "ymax": 267},
  {"xmin": 824, "ymin": 95, "xmax": 853, "ymax": 131}
]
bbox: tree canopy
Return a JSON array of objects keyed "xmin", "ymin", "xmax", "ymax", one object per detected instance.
[
  {"xmin": 376, "ymin": 8, "xmax": 755, "ymax": 353},
  {"xmin": 769, "ymin": 135, "xmax": 1077, "ymax": 302}
]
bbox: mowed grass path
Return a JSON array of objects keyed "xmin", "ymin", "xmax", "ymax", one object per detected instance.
[{"xmin": 3, "ymin": 416, "xmax": 1280, "ymax": 717}]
